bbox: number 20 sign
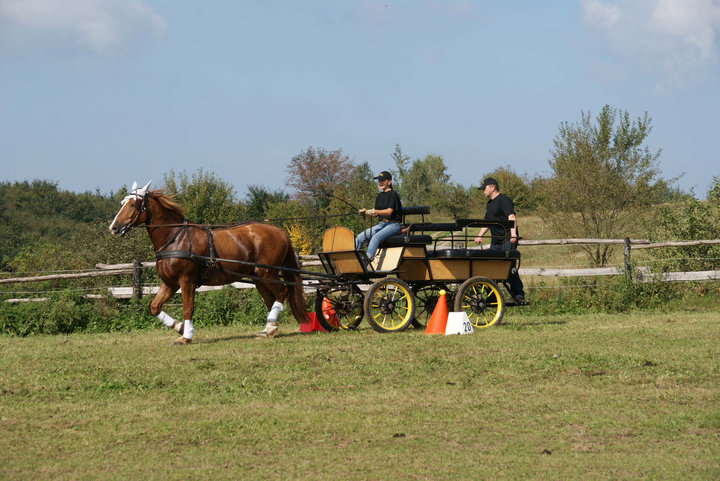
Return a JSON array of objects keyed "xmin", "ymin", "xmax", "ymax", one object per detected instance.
[{"xmin": 445, "ymin": 312, "xmax": 475, "ymax": 335}]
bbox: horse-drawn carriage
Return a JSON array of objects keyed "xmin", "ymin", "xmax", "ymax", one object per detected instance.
[
  {"xmin": 313, "ymin": 206, "xmax": 522, "ymax": 333},
  {"xmin": 110, "ymin": 182, "xmax": 522, "ymax": 341}
]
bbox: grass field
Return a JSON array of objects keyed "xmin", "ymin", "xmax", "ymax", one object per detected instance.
[{"xmin": 1, "ymin": 309, "xmax": 719, "ymax": 480}]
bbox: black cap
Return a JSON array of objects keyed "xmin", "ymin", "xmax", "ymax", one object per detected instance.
[
  {"xmin": 374, "ymin": 171, "xmax": 392, "ymax": 182},
  {"xmin": 478, "ymin": 177, "xmax": 498, "ymax": 190}
]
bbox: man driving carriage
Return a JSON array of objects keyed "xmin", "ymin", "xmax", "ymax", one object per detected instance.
[{"xmin": 355, "ymin": 170, "xmax": 403, "ymax": 262}]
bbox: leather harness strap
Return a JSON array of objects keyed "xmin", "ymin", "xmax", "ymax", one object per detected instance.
[{"xmin": 154, "ymin": 222, "xmax": 224, "ymax": 287}]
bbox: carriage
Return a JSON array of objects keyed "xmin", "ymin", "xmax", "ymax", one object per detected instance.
[{"xmin": 312, "ymin": 206, "xmax": 522, "ymax": 333}]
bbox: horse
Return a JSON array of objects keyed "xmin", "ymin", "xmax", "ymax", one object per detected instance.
[{"xmin": 109, "ymin": 181, "xmax": 308, "ymax": 344}]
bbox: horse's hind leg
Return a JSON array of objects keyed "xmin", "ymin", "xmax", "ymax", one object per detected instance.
[
  {"xmin": 150, "ymin": 283, "xmax": 184, "ymax": 336},
  {"xmin": 255, "ymin": 281, "xmax": 284, "ymax": 339}
]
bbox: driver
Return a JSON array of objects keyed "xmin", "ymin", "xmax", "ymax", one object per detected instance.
[{"xmin": 355, "ymin": 171, "xmax": 403, "ymax": 262}]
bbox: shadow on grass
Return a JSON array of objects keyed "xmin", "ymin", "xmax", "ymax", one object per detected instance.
[
  {"xmin": 197, "ymin": 330, "xmax": 311, "ymax": 344},
  {"xmin": 501, "ymin": 318, "xmax": 568, "ymax": 330}
]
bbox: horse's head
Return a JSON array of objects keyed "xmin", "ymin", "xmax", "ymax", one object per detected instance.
[{"xmin": 109, "ymin": 181, "xmax": 152, "ymax": 236}]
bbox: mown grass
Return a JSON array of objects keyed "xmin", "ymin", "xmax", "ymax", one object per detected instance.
[{"xmin": 1, "ymin": 309, "xmax": 718, "ymax": 480}]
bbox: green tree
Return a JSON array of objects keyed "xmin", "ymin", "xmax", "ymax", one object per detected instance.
[
  {"xmin": 707, "ymin": 175, "xmax": 720, "ymax": 203},
  {"xmin": 0, "ymin": 180, "xmax": 123, "ymax": 271},
  {"xmin": 391, "ymin": 143, "xmax": 410, "ymax": 187},
  {"xmin": 398, "ymin": 154, "xmax": 468, "ymax": 218},
  {"xmin": 162, "ymin": 169, "xmax": 244, "ymax": 224},
  {"xmin": 544, "ymin": 105, "xmax": 663, "ymax": 266},
  {"xmin": 243, "ymin": 185, "xmax": 288, "ymax": 220},
  {"xmin": 647, "ymin": 178, "xmax": 720, "ymax": 271}
]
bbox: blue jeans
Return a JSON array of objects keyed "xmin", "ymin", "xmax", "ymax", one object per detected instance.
[
  {"xmin": 355, "ymin": 221, "xmax": 401, "ymax": 259},
  {"xmin": 489, "ymin": 240, "xmax": 525, "ymax": 298}
]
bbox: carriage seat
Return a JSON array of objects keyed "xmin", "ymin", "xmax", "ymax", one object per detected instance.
[
  {"xmin": 379, "ymin": 234, "xmax": 433, "ymax": 248},
  {"xmin": 429, "ymin": 248, "xmax": 521, "ymax": 259}
]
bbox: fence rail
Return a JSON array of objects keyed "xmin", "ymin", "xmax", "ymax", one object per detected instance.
[{"xmin": 1, "ymin": 238, "xmax": 719, "ymax": 301}]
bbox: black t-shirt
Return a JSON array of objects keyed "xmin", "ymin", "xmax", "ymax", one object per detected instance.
[
  {"xmin": 374, "ymin": 189, "xmax": 403, "ymax": 222},
  {"xmin": 484, "ymin": 193, "xmax": 517, "ymax": 240}
]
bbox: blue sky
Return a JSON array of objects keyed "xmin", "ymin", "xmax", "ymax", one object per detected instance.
[{"xmin": 1, "ymin": 0, "xmax": 719, "ymax": 198}]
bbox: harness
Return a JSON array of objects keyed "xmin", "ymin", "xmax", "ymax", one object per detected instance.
[
  {"xmin": 154, "ymin": 221, "xmax": 224, "ymax": 287},
  {"xmin": 118, "ymin": 191, "xmax": 334, "ymax": 288}
]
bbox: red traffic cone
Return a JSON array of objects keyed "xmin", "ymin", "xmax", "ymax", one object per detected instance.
[
  {"xmin": 424, "ymin": 290, "xmax": 448, "ymax": 335},
  {"xmin": 300, "ymin": 312, "xmax": 327, "ymax": 333}
]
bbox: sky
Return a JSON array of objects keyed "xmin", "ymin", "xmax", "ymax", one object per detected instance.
[{"xmin": 1, "ymin": 0, "xmax": 719, "ymax": 199}]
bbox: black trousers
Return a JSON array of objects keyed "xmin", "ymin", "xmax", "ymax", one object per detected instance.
[{"xmin": 489, "ymin": 240, "xmax": 525, "ymax": 298}]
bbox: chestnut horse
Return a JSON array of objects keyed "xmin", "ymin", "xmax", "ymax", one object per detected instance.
[{"xmin": 109, "ymin": 181, "xmax": 308, "ymax": 344}]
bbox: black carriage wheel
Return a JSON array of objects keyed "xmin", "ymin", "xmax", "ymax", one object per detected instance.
[
  {"xmin": 453, "ymin": 276, "xmax": 505, "ymax": 328},
  {"xmin": 314, "ymin": 287, "xmax": 364, "ymax": 331},
  {"xmin": 364, "ymin": 278, "xmax": 416, "ymax": 333},
  {"xmin": 411, "ymin": 284, "xmax": 450, "ymax": 329}
]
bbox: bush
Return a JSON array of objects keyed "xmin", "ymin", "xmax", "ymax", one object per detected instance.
[
  {"xmin": 524, "ymin": 276, "xmax": 691, "ymax": 316},
  {"xmin": 0, "ymin": 287, "xmax": 311, "ymax": 336}
]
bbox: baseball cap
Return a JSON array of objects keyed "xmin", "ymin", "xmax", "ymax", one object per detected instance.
[
  {"xmin": 478, "ymin": 177, "xmax": 498, "ymax": 190},
  {"xmin": 374, "ymin": 171, "xmax": 392, "ymax": 182}
]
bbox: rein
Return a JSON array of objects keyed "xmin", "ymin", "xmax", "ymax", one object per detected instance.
[{"xmin": 138, "ymin": 211, "xmax": 355, "ymax": 230}]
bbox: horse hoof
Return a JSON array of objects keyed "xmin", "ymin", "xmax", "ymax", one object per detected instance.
[
  {"xmin": 173, "ymin": 336, "xmax": 192, "ymax": 345},
  {"xmin": 256, "ymin": 322, "xmax": 278, "ymax": 339},
  {"xmin": 172, "ymin": 321, "xmax": 184, "ymax": 335}
]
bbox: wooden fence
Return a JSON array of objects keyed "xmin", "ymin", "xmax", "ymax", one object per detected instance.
[{"xmin": 1, "ymin": 238, "xmax": 719, "ymax": 302}]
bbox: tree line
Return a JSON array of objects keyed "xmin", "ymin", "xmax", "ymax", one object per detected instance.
[{"xmin": 1, "ymin": 105, "xmax": 717, "ymax": 272}]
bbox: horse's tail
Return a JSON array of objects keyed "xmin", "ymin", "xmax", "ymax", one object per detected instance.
[{"xmin": 282, "ymin": 247, "xmax": 309, "ymax": 324}]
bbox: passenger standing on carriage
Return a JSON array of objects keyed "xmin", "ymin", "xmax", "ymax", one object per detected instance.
[
  {"xmin": 473, "ymin": 177, "xmax": 526, "ymax": 304},
  {"xmin": 356, "ymin": 171, "xmax": 403, "ymax": 261}
]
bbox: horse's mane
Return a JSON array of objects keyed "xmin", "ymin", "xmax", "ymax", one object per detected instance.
[
  {"xmin": 148, "ymin": 190, "xmax": 185, "ymax": 217},
  {"xmin": 146, "ymin": 189, "xmax": 260, "ymax": 227}
]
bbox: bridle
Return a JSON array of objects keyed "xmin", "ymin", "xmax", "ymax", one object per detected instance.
[{"xmin": 117, "ymin": 192, "xmax": 151, "ymax": 236}]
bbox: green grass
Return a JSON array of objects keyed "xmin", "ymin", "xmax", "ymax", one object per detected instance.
[{"xmin": 1, "ymin": 309, "xmax": 718, "ymax": 480}]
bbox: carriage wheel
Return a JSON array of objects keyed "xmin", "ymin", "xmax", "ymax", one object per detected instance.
[
  {"xmin": 314, "ymin": 286, "xmax": 364, "ymax": 331},
  {"xmin": 411, "ymin": 284, "xmax": 449, "ymax": 329},
  {"xmin": 453, "ymin": 276, "xmax": 505, "ymax": 328},
  {"xmin": 364, "ymin": 278, "xmax": 416, "ymax": 333}
]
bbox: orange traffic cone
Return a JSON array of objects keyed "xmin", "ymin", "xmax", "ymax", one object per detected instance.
[
  {"xmin": 321, "ymin": 296, "xmax": 340, "ymax": 328},
  {"xmin": 424, "ymin": 289, "xmax": 448, "ymax": 335}
]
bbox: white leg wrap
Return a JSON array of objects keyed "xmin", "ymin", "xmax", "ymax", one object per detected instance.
[
  {"xmin": 266, "ymin": 301, "xmax": 284, "ymax": 322},
  {"xmin": 157, "ymin": 311, "xmax": 175, "ymax": 328},
  {"xmin": 183, "ymin": 320, "xmax": 194, "ymax": 339}
]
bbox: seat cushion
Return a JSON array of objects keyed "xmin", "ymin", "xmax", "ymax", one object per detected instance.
[{"xmin": 379, "ymin": 235, "xmax": 433, "ymax": 247}]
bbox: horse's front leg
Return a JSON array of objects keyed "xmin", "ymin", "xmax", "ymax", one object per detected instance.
[
  {"xmin": 172, "ymin": 279, "xmax": 197, "ymax": 345},
  {"xmin": 150, "ymin": 282, "xmax": 184, "ymax": 336}
]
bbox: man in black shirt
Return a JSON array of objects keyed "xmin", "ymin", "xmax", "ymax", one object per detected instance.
[
  {"xmin": 356, "ymin": 170, "xmax": 403, "ymax": 260},
  {"xmin": 473, "ymin": 177, "xmax": 525, "ymax": 303}
]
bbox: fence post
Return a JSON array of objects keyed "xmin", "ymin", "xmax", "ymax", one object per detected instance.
[
  {"xmin": 132, "ymin": 259, "xmax": 143, "ymax": 299},
  {"xmin": 624, "ymin": 237, "xmax": 632, "ymax": 280}
]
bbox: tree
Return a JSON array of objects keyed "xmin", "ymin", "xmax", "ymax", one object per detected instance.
[
  {"xmin": 285, "ymin": 146, "xmax": 355, "ymax": 210},
  {"xmin": 647, "ymin": 177, "xmax": 720, "ymax": 271},
  {"xmin": 163, "ymin": 169, "xmax": 244, "ymax": 225},
  {"xmin": 399, "ymin": 154, "xmax": 449, "ymax": 207},
  {"xmin": 243, "ymin": 185, "xmax": 288, "ymax": 220},
  {"xmin": 391, "ymin": 143, "xmax": 411, "ymax": 187},
  {"xmin": 397, "ymin": 154, "xmax": 469, "ymax": 217},
  {"xmin": 544, "ymin": 105, "xmax": 663, "ymax": 266}
]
